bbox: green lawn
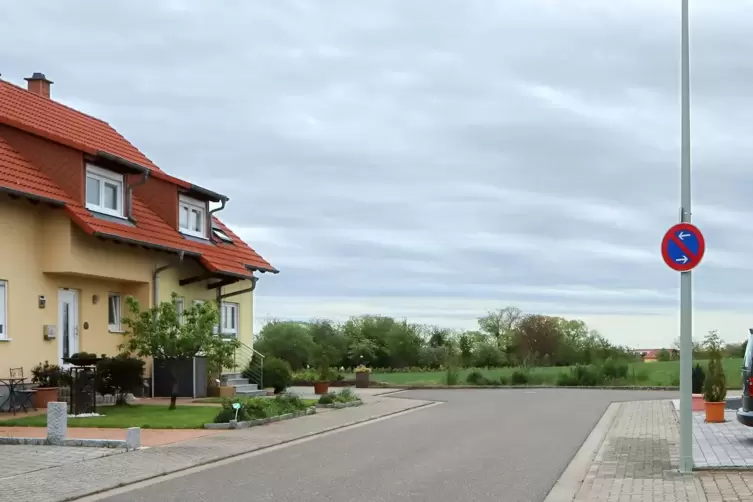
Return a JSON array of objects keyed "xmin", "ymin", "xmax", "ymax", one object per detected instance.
[
  {"xmin": 355, "ymin": 358, "xmax": 745, "ymax": 388},
  {"xmin": 2, "ymin": 405, "xmax": 220, "ymax": 429}
]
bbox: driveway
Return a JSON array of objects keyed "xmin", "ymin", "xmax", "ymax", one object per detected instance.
[{"xmin": 94, "ymin": 388, "xmax": 678, "ymax": 502}]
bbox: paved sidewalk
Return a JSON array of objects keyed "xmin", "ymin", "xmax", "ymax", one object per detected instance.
[
  {"xmin": 574, "ymin": 400, "xmax": 703, "ymax": 501},
  {"xmin": 0, "ymin": 445, "xmax": 123, "ymax": 480},
  {"xmin": 0, "ymin": 392, "xmax": 432, "ymax": 502}
]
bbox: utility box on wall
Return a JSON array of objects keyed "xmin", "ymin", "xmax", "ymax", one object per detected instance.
[{"xmin": 43, "ymin": 325, "xmax": 56, "ymax": 340}]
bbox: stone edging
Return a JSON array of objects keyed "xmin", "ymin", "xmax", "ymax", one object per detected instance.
[
  {"xmin": 378, "ymin": 384, "xmax": 681, "ymax": 391},
  {"xmin": 0, "ymin": 436, "xmax": 131, "ymax": 449},
  {"xmin": 205, "ymin": 406, "xmax": 317, "ymax": 429},
  {"xmin": 316, "ymin": 399, "xmax": 363, "ymax": 409}
]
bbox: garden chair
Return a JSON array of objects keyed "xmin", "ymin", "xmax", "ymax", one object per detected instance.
[{"xmin": 9, "ymin": 367, "xmax": 36, "ymax": 413}]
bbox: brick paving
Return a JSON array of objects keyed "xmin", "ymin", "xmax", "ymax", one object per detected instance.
[
  {"xmin": 692, "ymin": 409, "xmax": 753, "ymax": 469},
  {"xmin": 574, "ymin": 400, "xmax": 703, "ymax": 501},
  {"xmin": 0, "ymin": 392, "xmax": 431, "ymax": 502},
  {"xmin": 0, "ymin": 444, "xmax": 123, "ymax": 480}
]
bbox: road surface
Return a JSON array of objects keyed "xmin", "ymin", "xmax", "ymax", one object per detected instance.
[{"xmin": 95, "ymin": 389, "xmax": 677, "ymax": 502}]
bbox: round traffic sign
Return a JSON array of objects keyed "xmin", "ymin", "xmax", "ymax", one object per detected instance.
[{"xmin": 661, "ymin": 223, "xmax": 705, "ymax": 272}]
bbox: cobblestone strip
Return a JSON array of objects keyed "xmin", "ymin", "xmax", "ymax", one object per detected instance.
[
  {"xmin": 0, "ymin": 395, "xmax": 433, "ymax": 502},
  {"xmin": 696, "ymin": 472, "xmax": 753, "ymax": 502},
  {"xmin": 575, "ymin": 400, "xmax": 702, "ymax": 502}
]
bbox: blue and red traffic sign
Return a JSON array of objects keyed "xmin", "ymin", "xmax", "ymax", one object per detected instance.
[{"xmin": 661, "ymin": 223, "xmax": 705, "ymax": 272}]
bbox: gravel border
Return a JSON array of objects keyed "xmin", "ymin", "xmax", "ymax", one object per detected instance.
[{"xmin": 205, "ymin": 406, "xmax": 317, "ymax": 429}]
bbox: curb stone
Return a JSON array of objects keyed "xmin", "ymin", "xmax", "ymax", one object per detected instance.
[
  {"xmin": 376, "ymin": 384, "xmax": 682, "ymax": 391},
  {"xmin": 316, "ymin": 400, "xmax": 363, "ymax": 409}
]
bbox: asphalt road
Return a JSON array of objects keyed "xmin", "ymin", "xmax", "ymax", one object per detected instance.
[{"xmin": 97, "ymin": 389, "xmax": 677, "ymax": 502}]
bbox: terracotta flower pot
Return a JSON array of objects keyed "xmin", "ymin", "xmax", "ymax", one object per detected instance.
[
  {"xmin": 314, "ymin": 382, "xmax": 330, "ymax": 395},
  {"xmin": 704, "ymin": 401, "xmax": 726, "ymax": 423},
  {"xmin": 32, "ymin": 387, "xmax": 59, "ymax": 409},
  {"xmin": 692, "ymin": 393, "xmax": 705, "ymax": 412}
]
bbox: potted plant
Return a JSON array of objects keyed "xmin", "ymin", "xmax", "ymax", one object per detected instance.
[
  {"xmin": 355, "ymin": 365, "xmax": 371, "ymax": 388},
  {"xmin": 691, "ymin": 363, "xmax": 705, "ymax": 411},
  {"xmin": 313, "ymin": 355, "xmax": 331, "ymax": 395},
  {"xmin": 31, "ymin": 361, "xmax": 64, "ymax": 409},
  {"xmin": 703, "ymin": 330, "xmax": 727, "ymax": 423}
]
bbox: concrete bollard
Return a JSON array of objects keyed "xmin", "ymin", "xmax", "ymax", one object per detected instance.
[
  {"xmin": 46, "ymin": 402, "xmax": 68, "ymax": 445},
  {"xmin": 125, "ymin": 427, "xmax": 141, "ymax": 450}
]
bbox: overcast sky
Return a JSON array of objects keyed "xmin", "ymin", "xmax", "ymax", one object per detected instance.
[{"xmin": 2, "ymin": 0, "xmax": 753, "ymax": 347}]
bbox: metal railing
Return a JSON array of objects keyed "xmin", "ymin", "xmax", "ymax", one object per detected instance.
[{"xmin": 232, "ymin": 342, "xmax": 265, "ymax": 390}]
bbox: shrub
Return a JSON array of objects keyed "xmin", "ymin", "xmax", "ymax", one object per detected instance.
[
  {"xmin": 466, "ymin": 370, "xmax": 486, "ymax": 385},
  {"xmin": 334, "ymin": 388, "xmax": 359, "ymax": 403},
  {"xmin": 703, "ymin": 330, "xmax": 727, "ymax": 402},
  {"xmin": 260, "ymin": 357, "xmax": 292, "ymax": 394},
  {"xmin": 31, "ymin": 361, "xmax": 65, "ymax": 388},
  {"xmin": 444, "ymin": 363, "xmax": 460, "ymax": 385},
  {"xmin": 557, "ymin": 364, "xmax": 603, "ymax": 386},
  {"xmin": 692, "ymin": 363, "xmax": 705, "ymax": 394},
  {"xmin": 510, "ymin": 370, "xmax": 528, "ymax": 385},
  {"xmin": 96, "ymin": 354, "xmax": 145, "ymax": 404},
  {"xmin": 497, "ymin": 374, "xmax": 509, "ymax": 385},
  {"xmin": 318, "ymin": 392, "xmax": 336, "ymax": 404},
  {"xmin": 600, "ymin": 358, "xmax": 628, "ymax": 381},
  {"xmin": 213, "ymin": 394, "xmax": 309, "ymax": 423}
]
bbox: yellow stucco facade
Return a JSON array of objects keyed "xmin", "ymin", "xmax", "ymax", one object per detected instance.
[{"xmin": 0, "ymin": 196, "xmax": 255, "ymax": 376}]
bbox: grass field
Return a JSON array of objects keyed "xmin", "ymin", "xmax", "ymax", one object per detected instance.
[
  {"xmin": 355, "ymin": 358, "xmax": 745, "ymax": 388},
  {"xmin": 2, "ymin": 405, "xmax": 220, "ymax": 429}
]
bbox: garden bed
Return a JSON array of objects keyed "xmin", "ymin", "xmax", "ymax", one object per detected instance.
[
  {"xmin": 205, "ymin": 407, "xmax": 317, "ymax": 429},
  {"xmin": 316, "ymin": 400, "xmax": 363, "ymax": 409}
]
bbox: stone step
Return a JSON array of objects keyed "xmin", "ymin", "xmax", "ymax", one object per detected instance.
[
  {"xmin": 226, "ymin": 378, "xmax": 249, "ymax": 387},
  {"xmin": 221, "ymin": 372, "xmax": 243, "ymax": 380},
  {"xmin": 236, "ymin": 389, "xmax": 267, "ymax": 398},
  {"xmin": 232, "ymin": 384, "xmax": 259, "ymax": 392}
]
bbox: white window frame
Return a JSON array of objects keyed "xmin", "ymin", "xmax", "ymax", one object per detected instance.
[
  {"xmin": 175, "ymin": 297, "xmax": 185, "ymax": 324},
  {"xmin": 220, "ymin": 302, "xmax": 239, "ymax": 336},
  {"xmin": 0, "ymin": 280, "xmax": 7, "ymax": 340},
  {"xmin": 86, "ymin": 164, "xmax": 125, "ymax": 218},
  {"xmin": 108, "ymin": 293, "xmax": 122, "ymax": 332},
  {"xmin": 179, "ymin": 195, "xmax": 207, "ymax": 238}
]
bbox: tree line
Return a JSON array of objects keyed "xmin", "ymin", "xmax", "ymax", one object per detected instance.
[{"xmin": 254, "ymin": 306, "xmax": 638, "ymax": 371}]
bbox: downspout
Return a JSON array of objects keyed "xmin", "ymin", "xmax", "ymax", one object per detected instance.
[
  {"xmin": 207, "ymin": 197, "xmax": 228, "ymax": 243},
  {"xmin": 127, "ymin": 171, "xmax": 150, "ymax": 221}
]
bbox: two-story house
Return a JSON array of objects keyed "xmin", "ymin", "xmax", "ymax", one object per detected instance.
[{"xmin": 0, "ymin": 72, "xmax": 277, "ymax": 376}]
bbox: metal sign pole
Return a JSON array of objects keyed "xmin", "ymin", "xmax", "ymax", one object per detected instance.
[{"xmin": 679, "ymin": 0, "xmax": 693, "ymax": 474}]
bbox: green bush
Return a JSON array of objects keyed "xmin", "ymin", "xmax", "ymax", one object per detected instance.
[
  {"xmin": 259, "ymin": 357, "xmax": 292, "ymax": 393},
  {"xmin": 703, "ymin": 330, "xmax": 727, "ymax": 402},
  {"xmin": 600, "ymin": 358, "xmax": 628, "ymax": 380},
  {"xmin": 96, "ymin": 354, "xmax": 145, "ymax": 404},
  {"xmin": 497, "ymin": 374, "xmax": 509, "ymax": 385},
  {"xmin": 557, "ymin": 364, "xmax": 603, "ymax": 386},
  {"xmin": 510, "ymin": 370, "xmax": 528, "ymax": 385},
  {"xmin": 444, "ymin": 361, "xmax": 460, "ymax": 385},
  {"xmin": 318, "ymin": 392, "xmax": 335, "ymax": 404},
  {"xmin": 334, "ymin": 388, "xmax": 359, "ymax": 403},
  {"xmin": 213, "ymin": 394, "xmax": 309, "ymax": 423},
  {"xmin": 466, "ymin": 370, "xmax": 486, "ymax": 385},
  {"xmin": 692, "ymin": 363, "xmax": 705, "ymax": 394}
]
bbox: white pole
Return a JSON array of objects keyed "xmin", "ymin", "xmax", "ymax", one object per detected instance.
[{"xmin": 679, "ymin": 0, "xmax": 693, "ymax": 474}]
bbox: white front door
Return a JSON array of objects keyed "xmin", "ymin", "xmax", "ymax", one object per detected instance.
[{"xmin": 58, "ymin": 289, "xmax": 79, "ymax": 366}]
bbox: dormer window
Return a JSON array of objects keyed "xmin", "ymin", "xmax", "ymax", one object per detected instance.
[
  {"xmin": 179, "ymin": 195, "xmax": 207, "ymax": 238},
  {"xmin": 85, "ymin": 165, "xmax": 124, "ymax": 217}
]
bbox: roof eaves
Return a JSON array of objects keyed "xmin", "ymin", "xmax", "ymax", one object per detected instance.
[
  {"xmin": 0, "ymin": 186, "xmax": 66, "ymax": 206},
  {"xmin": 94, "ymin": 151, "xmax": 150, "ymax": 174},
  {"xmin": 182, "ymin": 183, "xmax": 228, "ymax": 203},
  {"xmin": 91, "ymin": 231, "xmax": 202, "ymax": 258},
  {"xmin": 245, "ymin": 263, "xmax": 280, "ymax": 275}
]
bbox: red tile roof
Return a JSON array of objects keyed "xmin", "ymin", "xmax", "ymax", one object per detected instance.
[
  {"xmin": 0, "ymin": 79, "xmax": 276, "ymax": 277},
  {"xmin": 0, "ymin": 80, "xmax": 160, "ymax": 171}
]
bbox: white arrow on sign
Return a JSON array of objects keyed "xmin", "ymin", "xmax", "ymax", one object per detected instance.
[
  {"xmin": 675, "ymin": 256, "xmax": 689, "ymax": 264},
  {"xmin": 678, "ymin": 231, "xmax": 691, "ymax": 240}
]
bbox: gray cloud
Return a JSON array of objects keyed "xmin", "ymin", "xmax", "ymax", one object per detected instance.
[{"xmin": 3, "ymin": 0, "xmax": 753, "ymax": 345}]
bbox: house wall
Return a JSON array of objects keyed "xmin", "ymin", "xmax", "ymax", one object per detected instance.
[
  {"xmin": 156, "ymin": 262, "xmax": 255, "ymax": 349},
  {"xmin": 0, "ymin": 197, "xmax": 151, "ymax": 374},
  {"xmin": 131, "ymin": 175, "xmax": 179, "ymax": 229}
]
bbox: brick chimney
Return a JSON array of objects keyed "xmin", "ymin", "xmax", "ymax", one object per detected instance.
[{"xmin": 24, "ymin": 72, "xmax": 53, "ymax": 98}]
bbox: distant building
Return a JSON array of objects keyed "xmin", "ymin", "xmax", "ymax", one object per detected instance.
[{"xmin": 633, "ymin": 348, "xmax": 677, "ymax": 363}]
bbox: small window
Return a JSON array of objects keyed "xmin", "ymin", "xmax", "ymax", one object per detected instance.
[
  {"xmin": 86, "ymin": 165, "xmax": 124, "ymax": 218},
  {"xmin": 212, "ymin": 227, "xmax": 233, "ymax": 243},
  {"xmin": 179, "ymin": 196, "xmax": 207, "ymax": 238},
  {"xmin": 175, "ymin": 297, "xmax": 185, "ymax": 324},
  {"xmin": 220, "ymin": 302, "xmax": 239, "ymax": 336},
  {"xmin": 108, "ymin": 293, "xmax": 121, "ymax": 332},
  {"xmin": 0, "ymin": 280, "xmax": 7, "ymax": 339}
]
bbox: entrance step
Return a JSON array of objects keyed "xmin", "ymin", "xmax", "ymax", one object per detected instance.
[{"xmin": 236, "ymin": 389, "xmax": 267, "ymax": 397}]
